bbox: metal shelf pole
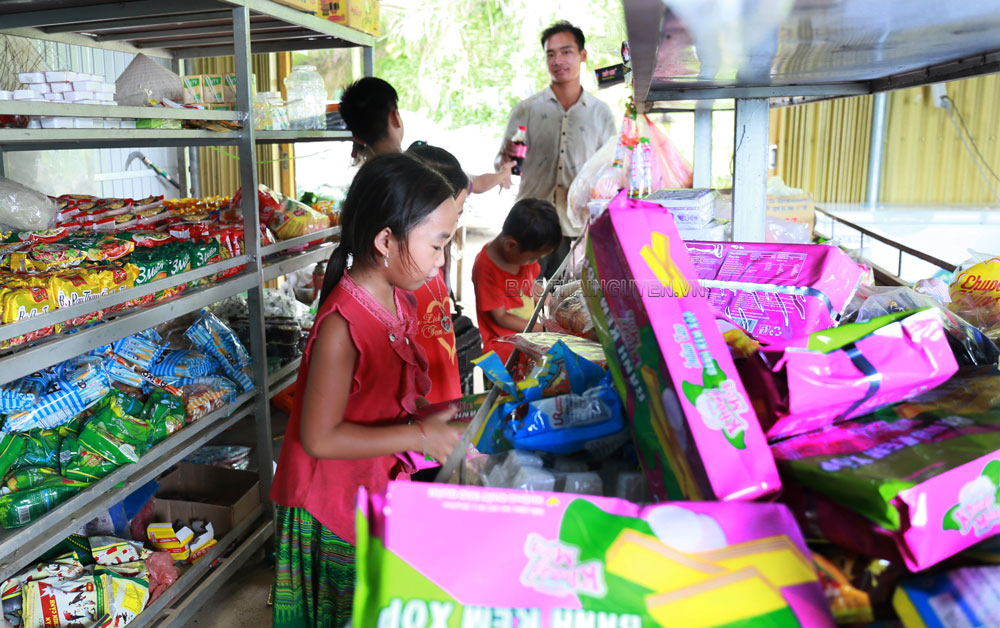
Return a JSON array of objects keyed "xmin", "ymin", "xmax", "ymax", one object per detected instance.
[
  {"xmin": 233, "ymin": 3, "xmax": 276, "ymax": 511},
  {"xmin": 693, "ymin": 104, "xmax": 713, "ymax": 189},
  {"xmin": 732, "ymin": 98, "xmax": 768, "ymax": 242}
]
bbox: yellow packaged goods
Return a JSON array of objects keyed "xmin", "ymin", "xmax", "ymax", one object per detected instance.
[
  {"xmin": 8, "ymin": 243, "xmax": 87, "ymax": 273},
  {"xmin": 950, "ymin": 255, "xmax": 1000, "ymax": 339},
  {"xmin": 0, "ymin": 279, "xmax": 55, "ymax": 324},
  {"xmin": 317, "ymin": 0, "xmax": 379, "ymax": 35},
  {"xmin": 274, "ymin": 0, "xmax": 321, "ymax": 12},
  {"xmin": 147, "ymin": 522, "xmax": 194, "ymax": 561},
  {"xmin": 50, "ymin": 265, "xmax": 136, "ymax": 310},
  {"xmin": 269, "ymin": 200, "xmax": 330, "ymax": 240}
]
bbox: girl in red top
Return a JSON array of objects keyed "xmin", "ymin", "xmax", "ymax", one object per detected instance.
[
  {"xmin": 270, "ymin": 153, "xmax": 464, "ymax": 628},
  {"xmin": 403, "ymin": 142, "xmax": 471, "ymax": 404}
]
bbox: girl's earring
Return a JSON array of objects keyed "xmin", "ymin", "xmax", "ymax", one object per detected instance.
[{"xmin": 384, "ymin": 252, "xmax": 390, "ymax": 268}]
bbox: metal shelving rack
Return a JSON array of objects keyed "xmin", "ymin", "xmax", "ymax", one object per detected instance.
[
  {"xmin": 0, "ymin": 1, "xmax": 369, "ymax": 623},
  {"xmin": 623, "ymin": 0, "xmax": 1000, "ymax": 242}
]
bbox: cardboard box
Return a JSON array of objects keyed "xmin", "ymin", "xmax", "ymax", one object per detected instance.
[
  {"xmin": 766, "ymin": 194, "xmax": 815, "ymax": 234},
  {"xmin": 582, "ymin": 193, "xmax": 780, "ymax": 503},
  {"xmin": 272, "ymin": 0, "xmax": 321, "ymax": 12},
  {"xmin": 153, "ymin": 462, "xmax": 260, "ymax": 538},
  {"xmin": 223, "ymin": 74, "xmax": 238, "ymax": 103},
  {"xmin": 317, "ymin": 0, "xmax": 379, "ymax": 36},
  {"xmin": 202, "ymin": 74, "xmax": 227, "ymax": 104},
  {"xmin": 208, "ymin": 104, "xmax": 232, "ymax": 111},
  {"xmin": 181, "ymin": 75, "xmax": 204, "ymax": 104}
]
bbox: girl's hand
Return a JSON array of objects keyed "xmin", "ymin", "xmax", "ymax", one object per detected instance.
[
  {"xmin": 497, "ymin": 161, "xmax": 515, "ymax": 189},
  {"xmin": 420, "ymin": 405, "xmax": 464, "ymax": 463}
]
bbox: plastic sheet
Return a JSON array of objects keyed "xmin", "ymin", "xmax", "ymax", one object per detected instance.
[{"xmin": 0, "ymin": 177, "xmax": 59, "ymax": 231}]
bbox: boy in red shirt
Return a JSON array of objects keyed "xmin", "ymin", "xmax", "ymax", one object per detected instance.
[{"xmin": 472, "ymin": 198, "xmax": 563, "ymax": 364}]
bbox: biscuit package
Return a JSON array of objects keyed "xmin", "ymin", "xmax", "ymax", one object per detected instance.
[{"xmin": 355, "ymin": 481, "xmax": 834, "ymax": 628}]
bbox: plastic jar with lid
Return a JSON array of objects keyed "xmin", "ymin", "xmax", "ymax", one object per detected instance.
[{"xmin": 284, "ymin": 65, "xmax": 326, "ymax": 130}]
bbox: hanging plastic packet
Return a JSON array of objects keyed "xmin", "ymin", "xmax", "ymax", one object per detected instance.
[
  {"xmin": 172, "ymin": 376, "xmax": 238, "ymax": 422},
  {"xmin": 0, "ymin": 377, "xmax": 46, "ymax": 414},
  {"xmin": 141, "ymin": 390, "xmax": 186, "ymax": 445},
  {"xmin": 184, "ymin": 310, "xmax": 254, "ymax": 392},
  {"xmin": 112, "ymin": 330, "xmax": 165, "ymax": 370}
]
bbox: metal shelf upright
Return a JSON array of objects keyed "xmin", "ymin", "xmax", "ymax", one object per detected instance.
[{"xmin": 0, "ymin": 1, "xmax": 372, "ymax": 623}]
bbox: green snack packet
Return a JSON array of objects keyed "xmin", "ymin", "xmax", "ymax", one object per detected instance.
[
  {"xmin": 141, "ymin": 389, "xmax": 186, "ymax": 446},
  {"xmin": 0, "ymin": 433, "xmax": 26, "ymax": 479},
  {"xmin": 60, "ymin": 436, "xmax": 120, "ymax": 483},
  {"xmin": 162, "ymin": 244, "xmax": 191, "ymax": 276},
  {"xmin": 87, "ymin": 404, "xmax": 152, "ymax": 455},
  {"xmin": 5, "ymin": 465, "xmax": 60, "ymax": 492},
  {"xmin": 129, "ymin": 253, "xmax": 170, "ymax": 286},
  {"xmin": 77, "ymin": 424, "xmax": 140, "ymax": 466},
  {"xmin": 187, "ymin": 240, "xmax": 220, "ymax": 269},
  {"xmin": 12, "ymin": 429, "xmax": 63, "ymax": 471},
  {"xmin": 95, "ymin": 389, "xmax": 145, "ymax": 420},
  {"xmin": 0, "ymin": 479, "xmax": 89, "ymax": 528}
]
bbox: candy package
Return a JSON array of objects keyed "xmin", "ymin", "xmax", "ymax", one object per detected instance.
[
  {"xmin": 893, "ymin": 565, "xmax": 1000, "ymax": 628},
  {"xmin": 356, "ymin": 482, "xmax": 834, "ymax": 628},
  {"xmin": 949, "ymin": 252, "xmax": 1000, "ymax": 340},
  {"xmin": 268, "ymin": 198, "xmax": 330, "ymax": 240},
  {"xmin": 172, "ymin": 376, "xmax": 237, "ymax": 421},
  {"xmin": 3, "ymin": 359, "xmax": 110, "ymax": 432},
  {"xmin": 685, "ymin": 241, "xmax": 865, "ymax": 342},
  {"xmin": 148, "ymin": 350, "xmax": 220, "ymax": 379},
  {"xmin": 583, "ymin": 192, "xmax": 779, "ymax": 502},
  {"xmin": 761, "ymin": 308, "xmax": 960, "ymax": 441}
]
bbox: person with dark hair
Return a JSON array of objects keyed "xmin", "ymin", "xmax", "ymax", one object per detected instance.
[
  {"xmin": 497, "ymin": 20, "xmax": 616, "ymax": 280},
  {"xmin": 339, "ymin": 76, "xmax": 404, "ymax": 162},
  {"xmin": 270, "ymin": 152, "xmax": 465, "ymax": 628},
  {"xmin": 472, "ymin": 198, "xmax": 562, "ymax": 363},
  {"xmin": 339, "ymin": 77, "xmax": 514, "ymax": 190},
  {"xmin": 403, "ymin": 141, "xmax": 470, "ymax": 404}
]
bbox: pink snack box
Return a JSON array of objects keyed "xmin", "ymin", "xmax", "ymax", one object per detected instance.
[
  {"xmin": 685, "ymin": 241, "xmax": 865, "ymax": 342},
  {"xmin": 764, "ymin": 308, "xmax": 960, "ymax": 441},
  {"xmin": 356, "ymin": 481, "xmax": 835, "ymax": 627},
  {"xmin": 583, "ymin": 192, "xmax": 780, "ymax": 502}
]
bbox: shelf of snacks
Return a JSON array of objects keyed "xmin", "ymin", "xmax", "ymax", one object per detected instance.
[
  {"xmin": 0, "ymin": 101, "xmax": 242, "ymax": 122},
  {"xmin": 255, "ymin": 129, "xmax": 352, "ymax": 143},
  {"xmin": 261, "ymin": 239, "xmax": 336, "ymax": 283},
  {"xmin": 0, "ymin": 384, "xmax": 256, "ymax": 580},
  {"xmin": 129, "ymin": 514, "xmax": 274, "ymax": 628},
  {"xmin": 0, "ymin": 128, "xmax": 243, "ymax": 151}
]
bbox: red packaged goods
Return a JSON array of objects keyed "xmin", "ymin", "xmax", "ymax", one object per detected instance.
[
  {"xmin": 17, "ymin": 228, "xmax": 69, "ymax": 244},
  {"xmin": 131, "ymin": 231, "xmax": 174, "ymax": 248}
]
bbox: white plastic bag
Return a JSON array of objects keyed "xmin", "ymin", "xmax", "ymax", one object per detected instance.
[
  {"xmin": 115, "ymin": 53, "xmax": 182, "ymax": 106},
  {"xmin": 567, "ymin": 136, "xmax": 621, "ymax": 231},
  {"xmin": 0, "ymin": 177, "xmax": 58, "ymax": 231}
]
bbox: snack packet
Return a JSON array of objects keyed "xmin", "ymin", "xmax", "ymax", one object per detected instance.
[{"xmin": 184, "ymin": 311, "xmax": 253, "ymax": 392}]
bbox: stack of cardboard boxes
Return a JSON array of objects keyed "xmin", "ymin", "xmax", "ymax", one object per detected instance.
[
  {"xmin": 181, "ymin": 74, "xmax": 239, "ymax": 110},
  {"xmin": 271, "ymin": 0, "xmax": 380, "ymax": 36}
]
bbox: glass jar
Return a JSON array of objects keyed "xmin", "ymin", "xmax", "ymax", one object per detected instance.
[{"xmin": 284, "ymin": 65, "xmax": 326, "ymax": 130}]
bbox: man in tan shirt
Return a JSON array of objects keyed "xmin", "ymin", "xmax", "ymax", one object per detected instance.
[{"xmin": 498, "ymin": 20, "xmax": 617, "ymax": 280}]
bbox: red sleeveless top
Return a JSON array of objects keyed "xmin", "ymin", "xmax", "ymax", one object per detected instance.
[{"xmin": 269, "ymin": 272, "xmax": 430, "ymax": 544}]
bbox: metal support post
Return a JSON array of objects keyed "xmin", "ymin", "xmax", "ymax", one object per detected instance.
[
  {"xmin": 363, "ymin": 46, "xmax": 374, "ymax": 77},
  {"xmin": 171, "ymin": 58, "xmax": 192, "ymax": 197},
  {"xmin": 732, "ymin": 98, "xmax": 768, "ymax": 242},
  {"xmin": 233, "ymin": 4, "xmax": 274, "ymax": 510},
  {"xmin": 865, "ymin": 92, "xmax": 888, "ymax": 206},
  {"xmin": 693, "ymin": 104, "xmax": 713, "ymax": 188},
  {"xmin": 0, "ymin": 150, "xmax": 7, "ymax": 179}
]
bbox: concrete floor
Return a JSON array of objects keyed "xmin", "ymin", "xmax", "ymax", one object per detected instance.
[{"xmin": 191, "ymin": 225, "xmax": 500, "ymax": 627}]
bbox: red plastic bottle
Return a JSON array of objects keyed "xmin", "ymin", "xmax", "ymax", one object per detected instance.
[{"xmin": 511, "ymin": 125, "xmax": 527, "ymax": 176}]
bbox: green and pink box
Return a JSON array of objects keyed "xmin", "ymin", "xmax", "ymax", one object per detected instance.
[{"xmin": 581, "ymin": 192, "xmax": 779, "ymax": 502}]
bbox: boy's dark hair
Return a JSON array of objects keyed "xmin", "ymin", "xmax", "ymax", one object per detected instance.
[
  {"xmin": 502, "ymin": 198, "xmax": 562, "ymax": 254},
  {"xmin": 540, "ymin": 20, "xmax": 585, "ymax": 51},
  {"xmin": 320, "ymin": 153, "xmax": 453, "ymax": 304},
  {"xmin": 405, "ymin": 141, "xmax": 469, "ymax": 198},
  {"xmin": 339, "ymin": 77, "xmax": 398, "ymax": 146}
]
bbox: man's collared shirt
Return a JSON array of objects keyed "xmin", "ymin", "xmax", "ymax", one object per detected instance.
[{"xmin": 502, "ymin": 86, "xmax": 616, "ymax": 237}]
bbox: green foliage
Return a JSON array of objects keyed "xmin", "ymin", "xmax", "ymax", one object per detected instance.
[{"xmin": 296, "ymin": 0, "xmax": 627, "ymax": 130}]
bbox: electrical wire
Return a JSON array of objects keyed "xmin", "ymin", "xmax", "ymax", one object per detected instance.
[
  {"xmin": 941, "ymin": 95, "xmax": 1000, "ymax": 204},
  {"xmin": 945, "ymin": 95, "xmax": 1000, "ymax": 183}
]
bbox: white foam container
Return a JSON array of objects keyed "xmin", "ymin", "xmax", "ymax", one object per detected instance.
[
  {"xmin": 99, "ymin": 83, "xmax": 116, "ymax": 93},
  {"xmin": 73, "ymin": 117, "xmax": 95, "ymax": 128},
  {"xmin": 94, "ymin": 92, "xmax": 115, "ymax": 102},
  {"xmin": 27, "ymin": 119, "xmax": 42, "ymax": 128},
  {"xmin": 63, "ymin": 91, "xmax": 94, "ymax": 102},
  {"xmin": 28, "ymin": 82, "xmax": 51, "ymax": 94},
  {"xmin": 44, "ymin": 70, "xmax": 76, "ymax": 82},
  {"xmin": 49, "ymin": 82, "xmax": 72, "ymax": 93},
  {"xmin": 42, "ymin": 93, "xmax": 64, "ymax": 101},
  {"xmin": 120, "ymin": 119, "xmax": 137, "ymax": 129},
  {"xmin": 17, "ymin": 72, "xmax": 46, "ymax": 84},
  {"xmin": 72, "ymin": 81, "xmax": 101, "ymax": 92},
  {"xmin": 40, "ymin": 116, "xmax": 75, "ymax": 129},
  {"xmin": 0, "ymin": 91, "xmax": 10, "ymax": 101},
  {"xmin": 12, "ymin": 90, "xmax": 37, "ymax": 100}
]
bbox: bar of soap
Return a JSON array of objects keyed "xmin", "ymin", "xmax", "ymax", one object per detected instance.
[
  {"xmin": 44, "ymin": 70, "xmax": 76, "ymax": 82},
  {"xmin": 18, "ymin": 72, "xmax": 46, "ymax": 84},
  {"xmin": 72, "ymin": 80, "xmax": 101, "ymax": 92}
]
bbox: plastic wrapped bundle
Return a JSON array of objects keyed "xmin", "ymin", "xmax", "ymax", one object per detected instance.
[
  {"xmin": 184, "ymin": 311, "xmax": 253, "ymax": 392},
  {"xmin": 3, "ymin": 359, "xmax": 110, "ymax": 432}
]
